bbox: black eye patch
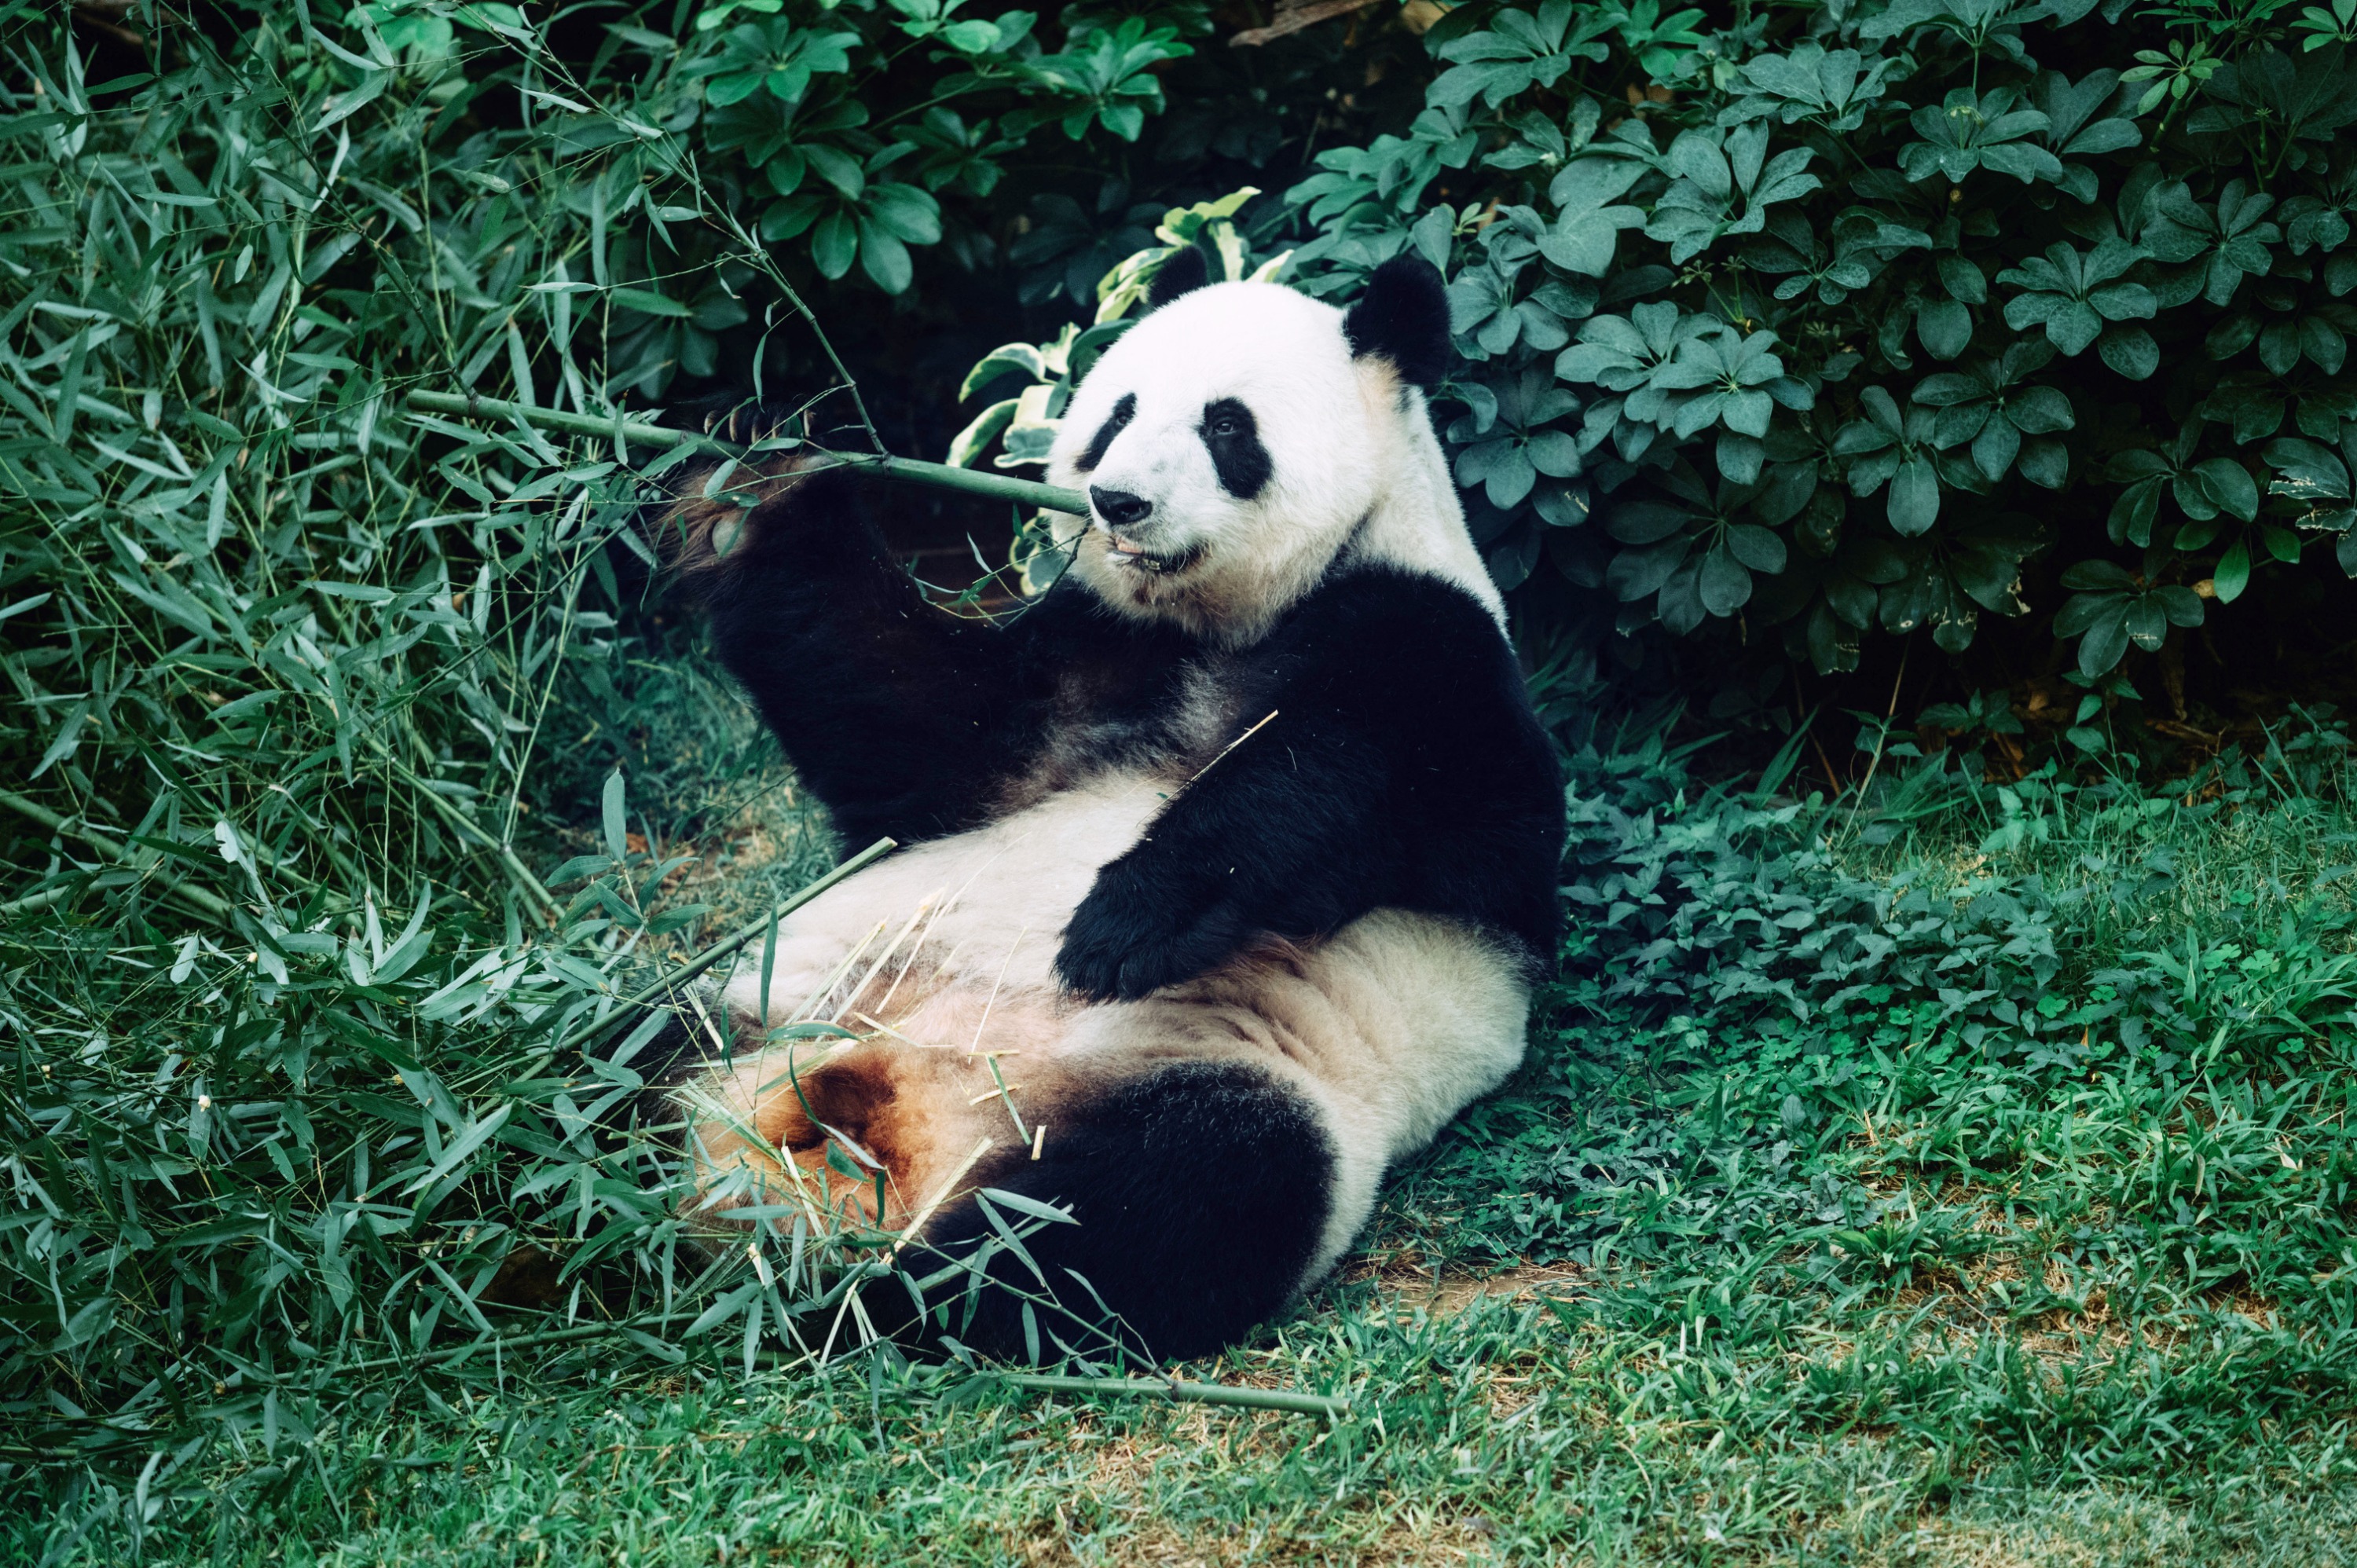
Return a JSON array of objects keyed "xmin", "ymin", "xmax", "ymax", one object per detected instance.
[
  {"xmin": 1077, "ymin": 392, "xmax": 1135, "ymax": 471},
  {"xmin": 1199, "ymin": 397, "xmax": 1271, "ymax": 500}
]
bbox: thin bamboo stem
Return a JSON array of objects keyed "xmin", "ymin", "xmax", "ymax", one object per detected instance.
[
  {"xmin": 0, "ymin": 789, "xmax": 236, "ymax": 921},
  {"xmin": 548, "ymin": 835, "xmax": 898, "ymax": 1057},
  {"xmin": 328, "ymin": 1323, "xmax": 1347, "ymax": 1420},
  {"xmin": 402, "ymin": 390, "xmax": 1089, "ymax": 516},
  {"xmin": 992, "ymin": 1372, "xmax": 1349, "ymax": 1419}
]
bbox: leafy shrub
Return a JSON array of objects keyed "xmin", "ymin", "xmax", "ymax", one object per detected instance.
[
  {"xmin": 1302, "ymin": 0, "xmax": 2357, "ymax": 675},
  {"xmin": 953, "ymin": 0, "xmax": 2357, "ymax": 687}
]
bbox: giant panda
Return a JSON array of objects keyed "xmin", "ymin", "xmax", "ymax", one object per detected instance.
[{"xmin": 636, "ymin": 251, "xmax": 1565, "ymax": 1361}]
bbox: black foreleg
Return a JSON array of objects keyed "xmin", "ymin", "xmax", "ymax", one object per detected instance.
[
  {"xmin": 676, "ymin": 467, "xmax": 1034, "ymax": 847},
  {"xmin": 1054, "ymin": 567, "xmax": 1565, "ymax": 1000}
]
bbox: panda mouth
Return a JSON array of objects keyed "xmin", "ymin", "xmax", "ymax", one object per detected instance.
[{"xmin": 1104, "ymin": 533, "xmax": 1204, "ymax": 577}]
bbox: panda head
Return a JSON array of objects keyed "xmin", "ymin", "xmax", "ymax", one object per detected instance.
[{"xmin": 1047, "ymin": 252, "xmax": 1464, "ymax": 644}]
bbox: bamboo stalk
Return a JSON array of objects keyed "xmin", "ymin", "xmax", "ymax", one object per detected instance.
[
  {"xmin": 548, "ymin": 834, "xmax": 898, "ymax": 1058},
  {"xmin": 328, "ymin": 1313, "xmax": 701, "ymax": 1375},
  {"xmin": 992, "ymin": 1372, "xmax": 1349, "ymax": 1419},
  {"xmin": 0, "ymin": 788, "xmax": 236, "ymax": 921},
  {"xmin": 401, "ymin": 390, "xmax": 1089, "ymax": 516}
]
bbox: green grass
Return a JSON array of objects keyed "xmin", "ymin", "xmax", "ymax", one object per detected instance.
[{"xmin": 16, "ymin": 729, "xmax": 2357, "ymax": 1565}]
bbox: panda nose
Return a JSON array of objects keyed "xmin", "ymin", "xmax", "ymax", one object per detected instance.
[{"xmin": 1090, "ymin": 487, "xmax": 1153, "ymax": 529}]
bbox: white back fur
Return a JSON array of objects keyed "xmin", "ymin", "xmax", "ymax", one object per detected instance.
[{"xmin": 1047, "ymin": 280, "xmax": 1503, "ymax": 646}]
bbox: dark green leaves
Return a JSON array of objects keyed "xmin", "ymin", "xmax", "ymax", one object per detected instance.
[
  {"xmin": 1835, "ymin": 387, "xmax": 1945, "ymax": 535},
  {"xmin": 2142, "ymin": 179, "xmax": 2281, "ymax": 307},
  {"xmin": 1431, "ymin": 0, "xmax": 1615, "ymax": 109},
  {"xmin": 1538, "ymin": 158, "xmax": 1648, "ymax": 277},
  {"xmin": 1910, "ymin": 342, "xmax": 2076, "ymax": 485},
  {"xmin": 1605, "ymin": 463, "xmax": 1789, "ymax": 632},
  {"xmin": 1266, "ymin": 0, "xmax": 2357, "ymax": 665},
  {"xmin": 2263, "ymin": 434, "xmax": 2357, "ymax": 564},
  {"xmin": 698, "ymin": 19, "xmax": 858, "ymax": 108},
  {"xmin": 1447, "ymin": 368, "xmax": 1584, "ymax": 508},
  {"xmin": 1644, "ymin": 123, "xmax": 1821, "ymax": 263},
  {"xmin": 2054, "ymin": 559, "xmax": 2204, "ymax": 674},
  {"xmin": 1719, "ymin": 43, "xmax": 1901, "ymax": 131},
  {"xmin": 1996, "ymin": 240, "xmax": 2157, "ymax": 360},
  {"xmin": 1025, "ymin": 17, "xmax": 1192, "ymax": 142},
  {"xmin": 1899, "ymin": 87, "xmax": 2062, "ymax": 185}
]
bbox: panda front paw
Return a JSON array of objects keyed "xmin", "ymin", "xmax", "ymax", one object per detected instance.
[{"xmin": 1056, "ymin": 865, "xmax": 1248, "ymax": 1002}]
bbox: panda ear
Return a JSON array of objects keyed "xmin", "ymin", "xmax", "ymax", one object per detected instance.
[
  {"xmin": 1343, "ymin": 255, "xmax": 1451, "ymax": 390},
  {"xmin": 1146, "ymin": 245, "xmax": 1211, "ymax": 310}
]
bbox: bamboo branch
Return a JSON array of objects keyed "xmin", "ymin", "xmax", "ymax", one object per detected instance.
[
  {"xmin": 328, "ymin": 1321, "xmax": 1347, "ymax": 1420},
  {"xmin": 990, "ymin": 1372, "xmax": 1349, "ymax": 1419},
  {"xmin": 0, "ymin": 789, "xmax": 236, "ymax": 921},
  {"xmin": 401, "ymin": 390, "xmax": 1089, "ymax": 516},
  {"xmin": 548, "ymin": 834, "xmax": 899, "ymax": 1058}
]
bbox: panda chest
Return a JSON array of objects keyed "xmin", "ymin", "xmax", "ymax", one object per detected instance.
[{"xmin": 1021, "ymin": 652, "xmax": 1254, "ymax": 801}]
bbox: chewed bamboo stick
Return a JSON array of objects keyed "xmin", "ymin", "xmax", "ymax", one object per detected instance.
[{"xmin": 402, "ymin": 390, "xmax": 1089, "ymax": 515}]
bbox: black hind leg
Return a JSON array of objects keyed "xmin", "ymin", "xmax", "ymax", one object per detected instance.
[{"xmin": 882, "ymin": 1061, "xmax": 1338, "ymax": 1363}]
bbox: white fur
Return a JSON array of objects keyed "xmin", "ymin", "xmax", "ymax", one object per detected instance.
[
  {"xmin": 716, "ymin": 781, "xmax": 1530, "ymax": 1285},
  {"xmin": 1046, "ymin": 280, "xmax": 1502, "ymax": 646}
]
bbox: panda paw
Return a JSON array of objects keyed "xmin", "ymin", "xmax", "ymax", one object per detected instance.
[{"xmin": 1056, "ymin": 869, "xmax": 1248, "ymax": 1002}]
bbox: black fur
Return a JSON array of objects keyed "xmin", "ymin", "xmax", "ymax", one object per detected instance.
[
  {"xmin": 1343, "ymin": 256, "xmax": 1453, "ymax": 390},
  {"xmin": 885, "ymin": 1061, "xmax": 1333, "ymax": 1361},
  {"xmin": 695, "ymin": 467, "xmax": 1197, "ymax": 848},
  {"xmin": 1145, "ymin": 244, "xmax": 1211, "ymax": 310},
  {"xmin": 1053, "ymin": 564, "xmax": 1563, "ymax": 999},
  {"xmin": 1077, "ymin": 391, "xmax": 1135, "ymax": 471},
  {"xmin": 696, "ymin": 471, "xmax": 1564, "ymax": 995},
  {"xmin": 1198, "ymin": 397, "xmax": 1273, "ymax": 500}
]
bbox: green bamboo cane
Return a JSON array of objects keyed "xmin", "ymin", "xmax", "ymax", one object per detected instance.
[
  {"xmin": 401, "ymin": 390, "xmax": 1089, "ymax": 516},
  {"xmin": 543, "ymin": 833, "xmax": 899, "ymax": 1065},
  {"xmin": 991, "ymin": 1372, "xmax": 1350, "ymax": 1419}
]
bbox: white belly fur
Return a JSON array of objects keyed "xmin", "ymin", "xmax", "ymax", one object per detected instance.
[{"xmin": 714, "ymin": 772, "xmax": 1530, "ymax": 1282}]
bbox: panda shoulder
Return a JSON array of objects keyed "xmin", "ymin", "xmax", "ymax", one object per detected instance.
[{"xmin": 1290, "ymin": 563, "xmax": 1516, "ymax": 658}]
